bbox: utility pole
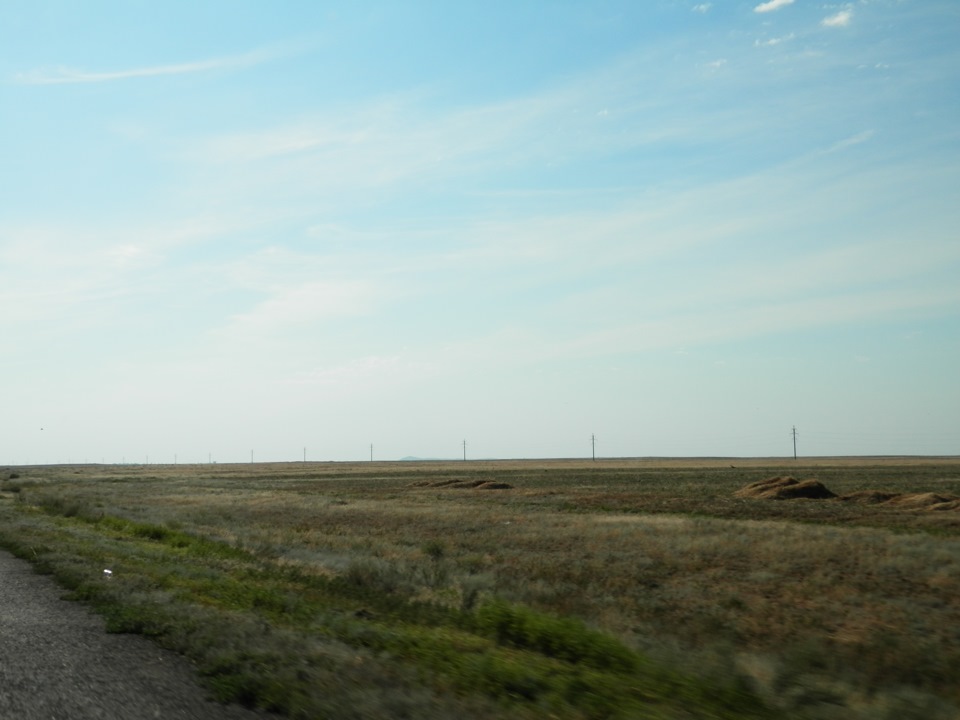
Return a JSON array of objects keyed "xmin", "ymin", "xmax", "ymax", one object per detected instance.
[
  {"xmin": 303, "ymin": 447, "xmax": 306, "ymax": 463},
  {"xmin": 462, "ymin": 440, "xmax": 467, "ymax": 461},
  {"xmin": 370, "ymin": 443, "xmax": 373, "ymax": 462},
  {"xmin": 792, "ymin": 426, "xmax": 798, "ymax": 460},
  {"xmin": 591, "ymin": 434, "xmax": 596, "ymax": 461}
]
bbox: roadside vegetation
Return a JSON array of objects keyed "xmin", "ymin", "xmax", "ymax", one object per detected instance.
[{"xmin": 1, "ymin": 458, "xmax": 958, "ymax": 718}]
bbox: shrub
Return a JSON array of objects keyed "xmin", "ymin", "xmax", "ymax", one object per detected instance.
[{"xmin": 473, "ymin": 599, "xmax": 637, "ymax": 673}]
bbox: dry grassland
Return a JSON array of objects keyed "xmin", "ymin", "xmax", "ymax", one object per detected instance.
[{"xmin": 1, "ymin": 457, "xmax": 959, "ymax": 719}]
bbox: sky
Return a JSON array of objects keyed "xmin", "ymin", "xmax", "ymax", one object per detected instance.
[{"xmin": 2, "ymin": 1, "xmax": 958, "ymax": 464}]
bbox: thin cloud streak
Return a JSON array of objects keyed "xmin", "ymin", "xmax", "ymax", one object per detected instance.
[
  {"xmin": 13, "ymin": 49, "xmax": 271, "ymax": 85},
  {"xmin": 822, "ymin": 130, "xmax": 874, "ymax": 154},
  {"xmin": 755, "ymin": 34, "xmax": 795, "ymax": 47},
  {"xmin": 754, "ymin": 0, "xmax": 795, "ymax": 13}
]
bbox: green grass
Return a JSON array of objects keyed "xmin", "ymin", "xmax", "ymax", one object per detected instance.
[{"xmin": 1, "ymin": 458, "xmax": 958, "ymax": 718}]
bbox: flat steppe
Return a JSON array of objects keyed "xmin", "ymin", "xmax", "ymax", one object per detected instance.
[{"xmin": 2, "ymin": 456, "xmax": 958, "ymax": 719}]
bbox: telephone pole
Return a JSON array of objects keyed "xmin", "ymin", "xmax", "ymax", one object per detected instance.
[
  {"xmin": 792, "ymin": 426, "xmax": 798, "ymax": 460},
  {"xmin": 591, "ymin": 434, "xmax": 596, "ymax": 461},
  {"xmin": 462, "ymin": 440, "xmax": 467, "ymax": 461}
]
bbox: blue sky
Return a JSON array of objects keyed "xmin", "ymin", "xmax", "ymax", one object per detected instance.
[{"xmin": 2, "ymin": 1, "xmax": 958, "ymax": 464}]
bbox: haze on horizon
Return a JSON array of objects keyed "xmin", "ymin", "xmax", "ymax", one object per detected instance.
[{"xmin": 2, "ymin": 1, "xmax": 958, "ymax": 465}]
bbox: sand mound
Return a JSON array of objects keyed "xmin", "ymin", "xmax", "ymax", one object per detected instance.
[
  {"xmin": 475, "ymin": 481, "xmax": 512, "ymax": 490},
  {"xmin": 734, "ymin": 476, "xmax": 837, "ymax": 500}
]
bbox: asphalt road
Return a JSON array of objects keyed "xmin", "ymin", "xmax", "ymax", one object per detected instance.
[{"xmin": 0, "ymin": 551, "xmax": 276, "ymax": 720}]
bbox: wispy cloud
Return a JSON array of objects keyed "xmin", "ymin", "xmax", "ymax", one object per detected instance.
[
  {"xmin": 189, "ymin": 53, "xmax": 714, "ymax": 210},
  {"xmin": 288, "ymin": 355, "xmax": 425, "ymax": 388},
  {"xmin": 219, "ymin": 280, "xmax": 380, "ymax": 337},
  {"xmin": 822, "ymin": 9, "xmax": 854, "ymax": 28},
  {"xmin": 202, "ymin": 123, "xmax": 373, "ymax": 164},
  {"xmin": 0, "ymin": 214, "xmax": 244, "ymax": 338},
  {"xmin": 755, "ymin": 33, "xmax": 795, "ymax": 47},
  {"xmin": 754, "ymin": 0, "xmax": 795, "ymax": 13},
  {"xmin": 13, "ymin": 49, "xmax": 270, "ymax": 85},
  {"xmin": 822, "ymin": 130, "xmax": 874, "ymax": 154},
  {"xmin": 692, "ymin": 3, "xmax": 712, "ymax": 13}
]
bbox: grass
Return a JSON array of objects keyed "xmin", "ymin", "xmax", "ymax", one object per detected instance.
[{"xmin": 1, "ymin": 457, "xmax": 958, "ymax": 718}]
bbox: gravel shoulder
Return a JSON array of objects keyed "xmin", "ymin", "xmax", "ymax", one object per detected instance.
[{"xmin": 0, "ymin": 550, "xmax": 277, "ymax": 720}]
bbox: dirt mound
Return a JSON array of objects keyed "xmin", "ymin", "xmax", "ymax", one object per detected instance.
[
  {"xmin": 883, "ymin": 492, "xmax": 960, "ymax": 510},
  {"xmin": 435, "ymin": 479, "xmax": 476, "ymax": 488},
  {"xmin": 839, "ymin": 491, "xmax": 960, "ymax": 511},
  {"xmin": 406, "ymin": 478, "xmax": 481, "ymax": 488},
  {"xmin": 734, "ymin": 476, "xmax": 837, "ymax": 500},
  {"xmin": 839, "ymin": 491, "xmax": 901, "ymax": 504},
  {"xmin": 408, "ymin": 479, "xmax": 512, "ymax": 490}
]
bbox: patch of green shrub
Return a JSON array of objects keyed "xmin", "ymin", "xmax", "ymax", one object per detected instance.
[{"xmin": 473, "ymin": 599, "xmax": 637, "ymax": 673}]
